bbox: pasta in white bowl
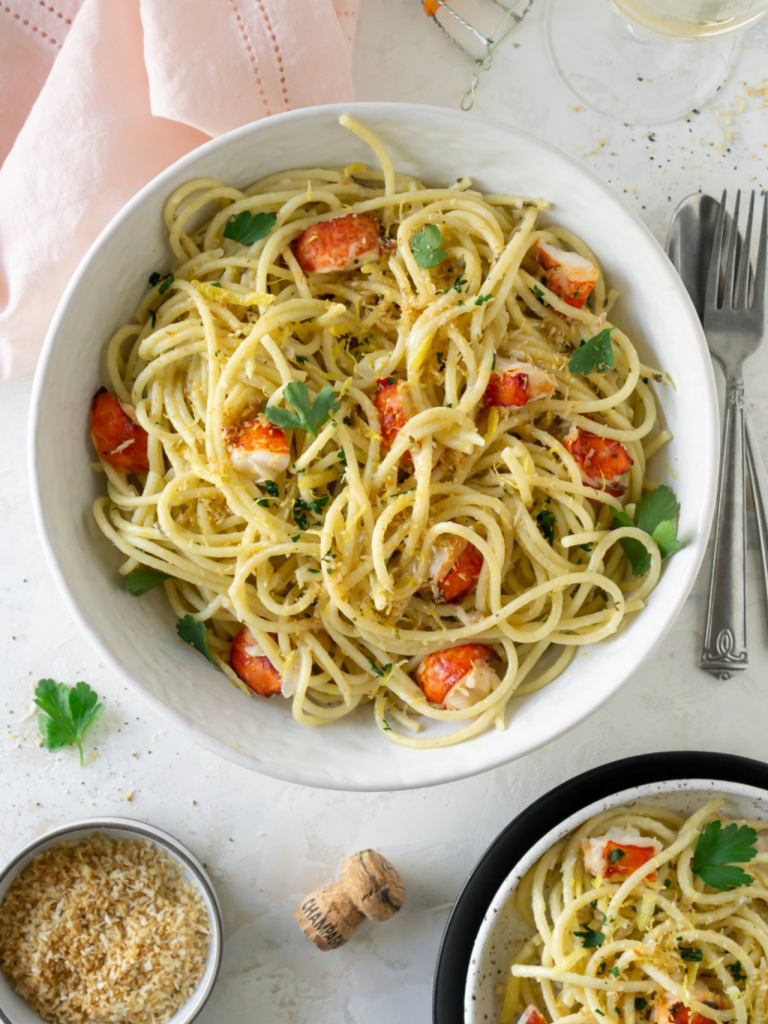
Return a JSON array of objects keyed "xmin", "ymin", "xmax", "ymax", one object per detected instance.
[{"xmin": 30, "ymin": 104, "xmax": 717, "ymax": 788}]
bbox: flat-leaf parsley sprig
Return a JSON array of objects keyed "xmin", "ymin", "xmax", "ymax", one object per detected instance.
[
  {"xmin": 265, "ymin": 381, "xmax": 340, "ymax": 438},
  {"xmin": 692, "ymin": 819, "xmax": 758, "ymax": 891},
  {"xmin": 34, "ymin": 680, "xmax": 104, "ymax": 767},
  {"xmin": 177, "ymin": 614, "xmax": 217, "ymax": 666},
  {"xmin": 410, "ymin": 224, "xmax": 447, "ymax": 268},
  {"xmin": 612, "ymin": 484, "xmax": 684, "ymax": 576}
]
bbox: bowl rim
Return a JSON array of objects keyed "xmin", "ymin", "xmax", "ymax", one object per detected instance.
[
  {"xmin": 432, "ymin": 750, "xmax": 768, "ymax": 1024},
  {"xmin": 0, "ymin": 816, "xmax": 223, "ymax": 1024},
  {"xmin": 27, "ymin": 101, "xmax": 719, "ymax": 791}
]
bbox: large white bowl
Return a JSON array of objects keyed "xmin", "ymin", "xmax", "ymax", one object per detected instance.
[{"xmin": 29, "ymin": 103, "xmax": 718, "ymax": 791}]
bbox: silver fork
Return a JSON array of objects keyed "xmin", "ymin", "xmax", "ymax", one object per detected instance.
[{"xmin": 700, "ymin": 190, "xmax": 768, "ymax": 680}]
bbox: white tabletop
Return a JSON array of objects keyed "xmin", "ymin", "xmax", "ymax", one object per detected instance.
[{"xmin": 2, "ymin": 2, "xmax": 768, "ymax": 1021}]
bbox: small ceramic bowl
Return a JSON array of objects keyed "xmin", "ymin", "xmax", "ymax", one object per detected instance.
[
  {"xmin": 0, "ymin": 817, "xmax": 223, "ymax": 1024},
  {"xmin": 464, "ymin": 776, "xmax": 768, "ymax": 1024}
]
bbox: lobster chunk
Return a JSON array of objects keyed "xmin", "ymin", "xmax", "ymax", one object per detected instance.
[
  {"xmin": 582, "ymin": 829, "xmax": 661, "ymax": 880},
  {"xmin": 518, "ymin": 1009, "xmax": 547, "ymax": 1024},
  {"xmin": 90, "ymin": 388, "xmax": 150, "ymax": 473},
  {"xmin": 230, "ymin": 627, "xmax": 283, "ymax": 697},
  {"xmin": 656, "ymin": 983, "xmax": 729, "ymax": 1024},
  {"xmin": 415, "ymin": 644, "xmax": 498, "ymax": 710},
  {"xmin": 293, "ymin": 213, "xmax": 385, "ymax": 274},
  {"xmin": 484, "ymin": 358, "xmax": 556, "ymax": 408},
  {"xmin": 429, "ymin": 536, "xmax": 484, "ymax": 604},
  {"xmin": 563, "ymin": 426, "xmax": 633, "ymax": 496},
  {"xmin": 225, "ymin": 416, "xmax": 290, "ymax": 482},
  {"xmin": 536, "ymin": 240, "xmax": 599, "ymax": 310},
  {"xmin": 374, "ymin": 377, "xmax": 412, "ymax": 459}
]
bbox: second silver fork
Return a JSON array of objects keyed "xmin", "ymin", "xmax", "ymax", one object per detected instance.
[{"xmin": 700, "ymin": 190, "xmax": 768, "ymax": 680}]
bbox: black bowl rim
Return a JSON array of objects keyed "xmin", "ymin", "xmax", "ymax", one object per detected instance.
[{"xmin": 432, "ymin": 750, "xmax": 768, "ymax": 1024}]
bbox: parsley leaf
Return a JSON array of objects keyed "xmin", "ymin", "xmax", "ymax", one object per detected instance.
[
  {"xmin": 369, "ymin": 661, "xmax": 393, "ymax": 678},
  {"xmin": 728, "ymin": 961, "xmax": 746, "ymax": 983},
  {"xmin": 609, "ymin": 848, "xmax": 626, "ymax": 865},
  {"xmin": 692, "ymin": 820, "xmax": 757, "ymax": 891},
  {"xmin": 34, "ymin": 679, "xmax": 104, "ymax": 768},
  {"xmin": 158, "ymin": 273, "xmax": 174, "ymax": 295},
  {"xmin": 533, "ymin": 284, "xmax": 545, "ymax": 300},
  {"xmin": 148, "ymin": 271, "xmax": 162, "ymax": 287},
  {"xmin": 264, "ymin": 480, "xmax": 279, "ymax": 497},
  {"xmin": 293, "ymin": 495, "xmax": 328, "ymax": 531},
  {"xmin": 568, "ymin": 323, "xmax": 622, "ymax": 376},
  {"xmin": 574, "ymin": 923, "xmax": 605, "ymax": 949},
  {"xmin": 475, "ymin": 293, "xmax": 494, "ymax": 306},
  {"xmin": 123, "ymin": 568, "xmax": 170, "ymax": 596},
  {"xmin": 410, "ymin": 224, "xmax": 447, "ymax": 268},
  {"xmin": 612, "ymin": 485, "xmax": 684, "ymax": 576},
  {"xmin": 678, "ymin": 945, "xmax": 703, "ymax": 962},
  {"xmin": 635, "ymin": 999, "xmax": 648, "ymax": 1013},
  {"xmin": 223, "ymin": 211, "xmax": 277, "ymax": 245},
  {"xmin": 452, "ymin": 273, "xmax": 467, "ymax": 293},
  {"xmin": 537, "ymin": 509, "xmax": 556, "ymax": 545},
  {"xmin": 176, "ymin": 615, "xmax": 216, "ymax": 665},
  {"xmin": 265, "ymin": 381, "xmax": 340, "ymax": 438}
]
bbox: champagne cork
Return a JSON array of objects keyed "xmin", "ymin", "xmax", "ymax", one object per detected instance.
[{"xmin": 295, "ymin": 848, "xmax": 405, "ymax": 951}]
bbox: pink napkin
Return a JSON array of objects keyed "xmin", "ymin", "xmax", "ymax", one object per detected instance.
[{"xmin": 0, "ymin": 0, "xmax": 359, "ymax": 379}]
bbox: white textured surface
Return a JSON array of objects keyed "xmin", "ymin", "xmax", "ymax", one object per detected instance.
[{"xmin": 1, "ymin": 2, "xmax": 768, "ymax": 1021}]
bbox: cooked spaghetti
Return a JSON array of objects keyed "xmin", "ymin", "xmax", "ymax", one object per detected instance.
[
  {"xmin": 91, "ymin": 114, "xmax": 677, "ymax": 747},
  {"xmin": 501, "ymin": 797, "xmax": 768, "ymax": 1024}
]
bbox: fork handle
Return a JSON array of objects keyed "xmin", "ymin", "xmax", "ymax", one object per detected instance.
[
  {"xmin": 746, "ymin": 417, "xmax": 768, "ymax": 632},
  {"xmin": 700, "ymin": 375, "xmax": 749, "ymax": 679}
]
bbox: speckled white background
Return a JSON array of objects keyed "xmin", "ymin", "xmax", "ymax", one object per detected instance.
[{"xmin": 2, "ymin": 2, "xmax": 768, "ymax": 1022}]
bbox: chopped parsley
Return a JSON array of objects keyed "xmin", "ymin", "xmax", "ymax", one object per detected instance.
[
  {"xmin": 264, "ymin": 480, "xmax": 279, "ymax": 497},
  {"xmin": 608, "ymin": 848, "xmax": 626, "ymax": 865},
  {"xmin": 573, "ymin": 923, "xmax": 605, "ymax": 949},
  {"xmin": 635, "ymin": 999, "xmax": 648, "ymax": 1013},
  {"xmin": 537, "ymin": 509, "xmax": 556, "ymax": 545},
  {"xmin": 148, "ymin": 271, "xmax": 162, "ymax": 286},
  {"xmin": 293, "ymin": 495, "xmax": 328, "ymax": 531},
  {"xmin": 678, "ymin": 945, "xmax": 703, "ymax": 962},
  {"xmin": 474, "ymin": 293, "xmax": 493, "ymax": 306},
  {"xmin": 158, "ymin": 273, "xmax": 174, "ymax": 296},
  {"xmin": 533, "ymin": 284, "xmax": 545, "ymax": 300},
  {"xmin": 452, "ymin": 273, "xmax": 467, "ymax": 293},
  {"xmin": 728, "ymin": 961, "xmax": 746, "ymax": 983},
  {"xmin": 369, "ymin": 661, "xmax": 393, "ymax": 678}
]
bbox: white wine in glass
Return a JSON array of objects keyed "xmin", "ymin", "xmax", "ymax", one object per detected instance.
[
  {"xmin": 546, "ymin": 0, "xmax": 768, "ymax": 124},
  {"xmin": 613, "ymin": 0, "xmax": 768, "ymax": 36}
]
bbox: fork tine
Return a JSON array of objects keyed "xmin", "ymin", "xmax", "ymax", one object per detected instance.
[
  {"xmin": 722, "ymin": 189, "xmax": 741, "ymax": 309},
  {"xmin": 754, "ymin": 192, "xmax": 768, "ymax": 320},
  {"xmin": 735, "ymin": 192, "xmax": 755, "ymax": 309},
  {"xmin": 706, "ymin": 190, "xmax": 728, "ymax": 315}
]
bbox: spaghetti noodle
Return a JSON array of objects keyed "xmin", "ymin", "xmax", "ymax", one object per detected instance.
[{"xmin": 91, "ymin": 114, "xmax": 676, "ymax": 747}]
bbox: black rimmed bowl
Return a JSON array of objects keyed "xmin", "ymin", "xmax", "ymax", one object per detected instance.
[{"xmin": 433, "ymin": 751, "xmax": 768, "ymax": 1024}]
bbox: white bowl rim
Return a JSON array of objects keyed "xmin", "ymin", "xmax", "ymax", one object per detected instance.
[
  {"xmin": 27, "ymin": 101, "xmax": 719, "ymax": 791},
  {"xmin": 464, "ymin": 776, "xmax": 768, "ymax": 1022},
  {"xmin": 0, "ymin": 816, "xmax": 223, "ymax": 1024}
]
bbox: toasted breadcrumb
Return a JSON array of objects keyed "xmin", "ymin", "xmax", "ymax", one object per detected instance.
[{"xmin": 0, "ymin": 833, "xmax": 211, "ymax": 1024}]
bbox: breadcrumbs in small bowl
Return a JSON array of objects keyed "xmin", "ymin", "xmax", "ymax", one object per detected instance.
[{"xmin": 0, "ymin": 818, "xmax": 223, "ymax": 1024}]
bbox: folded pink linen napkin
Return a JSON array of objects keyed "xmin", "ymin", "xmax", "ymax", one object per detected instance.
[{"xmin": 0, "ymin": 0, "xmax": 359, "ymax": 379}]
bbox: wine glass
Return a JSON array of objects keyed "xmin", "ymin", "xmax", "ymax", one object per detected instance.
[{"xmin": 546, "ymin": 0, "xmax": 768, "ymax": 125}]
